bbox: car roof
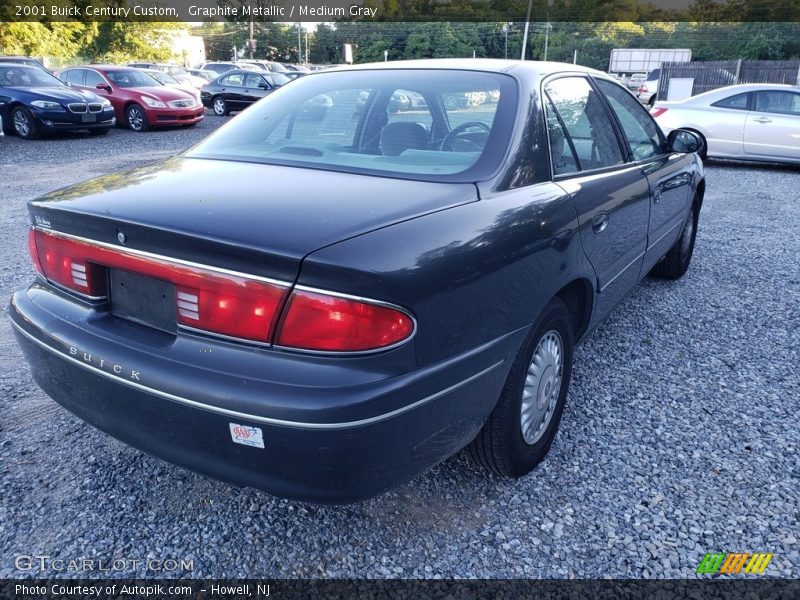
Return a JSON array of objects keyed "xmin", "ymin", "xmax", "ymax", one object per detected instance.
[
  {"xmin": 0, "ymin": 62, "xmax": 39, "ymax": 69},
  {"xmin": 64, "ymin": 65, "xmax": 139, "ymax": 72},
  {"xmin": 324, "ymin": 58, "xmax": 604, "ymax": 79}
]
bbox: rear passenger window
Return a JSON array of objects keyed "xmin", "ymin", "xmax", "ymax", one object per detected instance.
[
  {"xmin": 544, "ymin": 77, "xmax": 623, "ymax": 171},
  {"xmin": 221, "ymin": 73, "xmax": 245, "ymax": 87},
  {"xmin": 61, "ymin": 69, "xmax": 84, "ymax": 85},
  {"xmin": 545, "ymin": 97, "xmax": 579, "ymax": 175},
  {"xmin": 595, "ymin": 79, "xmax": 665, "ymax": 160},
  {"xmin": 712, "ymin": 93, "xmax": 749, "ymax": 110}
]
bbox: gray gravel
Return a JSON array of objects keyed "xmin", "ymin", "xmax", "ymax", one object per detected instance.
[{"xmin": 1, "ymin": 123, "xmax": 798, "ymax": 579}]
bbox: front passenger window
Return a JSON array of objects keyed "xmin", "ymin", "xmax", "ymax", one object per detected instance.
[
  {"xmin": 544, "ymin": 77, "xmax": 623, "ymax": 171},
  {"xmin": 595, "ymin": 79, "xmax": 665, "ymax": 161}
]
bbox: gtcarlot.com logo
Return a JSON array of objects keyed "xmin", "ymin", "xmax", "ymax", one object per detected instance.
[
  {"xmin": 696, "ymin": 552, "xmax": 773, "ymax": 575},
  {"xmin": 14, "ymin": 554, "xmax": 194, "ymax": 573}
]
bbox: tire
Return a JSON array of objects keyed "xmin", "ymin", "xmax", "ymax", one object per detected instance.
[
  {"xmin": 468, "ymin": 297, "xmax": 574, "ymax": 477},
  {"xmin": 125, "ymin": 104, "xmax": 148, "ymax": 132},
  {"xmin": 647, "ymin": 95, "xmax": 655, "ymax": 108},
  {"xmin": 88, "ymin": 127, "xmax": 111, "ymax": 136},
  {"xmin": 651, "ymin": 201, "xmax": 699, "ymax": 280},
  {"xmin": 212, "ymin": 96, "xmax": 228, "ymax": 116},
  {"xmin": 12, "ymin": 106, "xmax": 38, "ymax": 139}
]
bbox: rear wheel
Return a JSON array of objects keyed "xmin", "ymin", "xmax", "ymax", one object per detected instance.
[
  {"xmin": 212, "ymin": 96, "xmax": 228, "ymax": 116},
  {"xmin": 651, "ymin": 202, "xmax": 699, "ymax": 280},
  {"xmin": 125, "ymin": 104, "xmax": 148, "ymax": 132},
  {"xmin": 12, "ymin": 106, "xmax": 38, "ymax": 139},
  {"xmin": 468, "ymin": 297, "xmax": 574, "ymax": 477}
]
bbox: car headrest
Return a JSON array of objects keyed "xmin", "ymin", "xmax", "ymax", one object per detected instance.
[{"xmin": 380, "ymin": 122, "xmax": 428, "ymax": 156}]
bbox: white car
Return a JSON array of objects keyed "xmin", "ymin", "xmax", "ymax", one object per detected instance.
[{"xmin": 652, "ymin": 83, "xmax": 800, "ymax": 165}]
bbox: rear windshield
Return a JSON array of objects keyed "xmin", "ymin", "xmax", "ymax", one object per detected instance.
[{"xmin": 186, "ymin": 69, "xmax": 517, "ymax": 181}]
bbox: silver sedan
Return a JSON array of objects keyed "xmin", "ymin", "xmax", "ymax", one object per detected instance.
[{"xmin": 652, "ymin": 83, "xmax": 800, "ymax": 164}]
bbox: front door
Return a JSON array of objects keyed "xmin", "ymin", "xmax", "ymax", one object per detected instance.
[
  {"xmin": 744, "ymin": 89, "xmax": 800, "ymax": 160},
  {"xmin": 544, "ymin": 76, "xmax": 651, "ymax": 324}
]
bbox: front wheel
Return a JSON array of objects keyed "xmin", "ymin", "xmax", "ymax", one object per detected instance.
[
  {"xmin": 651, "ymin": 202, "xmax": 698, "ymax": 280},
  {"xmin": 468, "ymin": 297, "xmax": 574, "ymax": 477},
  {"xmin": 12, "ymin": 106, "xmax": 38, "ymax": 139},
  {"xmin": 125, "ymin": 104, "xmax": 148, "ymax": 132}
]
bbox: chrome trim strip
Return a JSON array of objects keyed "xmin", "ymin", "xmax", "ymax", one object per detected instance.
[
  {"xmin": 30, "ymin": 227, "xmax": 292, "ymax": 288},
  {"xmin": 599, "ymin": 250, "xmax": 646, "ymax": 293},
  {"xmin": 11, "ymin": 319, "xmax": 503, "ymax": 430},
  {"xmin": 646, "ymin": 219, "xmax": 683, "ymax": 252}
]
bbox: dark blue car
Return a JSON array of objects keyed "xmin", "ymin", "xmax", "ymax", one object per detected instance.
[
  {"xmin": 0, "ymin": 63, "xmax": 115, "ymax": 139},
  {"xmin": 10, "ymin": 60, "xmax": 705, "ymax": 502}
]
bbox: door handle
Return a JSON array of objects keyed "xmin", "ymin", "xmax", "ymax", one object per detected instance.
[
  {"xmin": 592, "ymin": 212, "xmax": 609, "ymax": 234},
  {"xmin": 753, "ymin": 117, "xmax": 771, "ymax": 123}
]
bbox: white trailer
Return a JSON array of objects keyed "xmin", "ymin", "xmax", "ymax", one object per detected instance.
[{"xmin": 609, "ymin": 48, "xmax": 692, "ymax": 75}]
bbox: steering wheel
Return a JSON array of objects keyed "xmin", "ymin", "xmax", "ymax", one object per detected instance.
[{"xmin": 441, "ymin": 121, "xmax": 491, "ymax": 151}]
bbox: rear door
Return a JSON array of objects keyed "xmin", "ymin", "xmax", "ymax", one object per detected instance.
[
  {"xmin": 544, "ymin": 75, "xmax": 651, "ymax": 323},
  {"xmin": 218, "ymin": 73, "xmax": 245, "ymax": 109},
  {"xmin": 594, "ymin": 78, "xmax": 694, "ymax": 274},
  {"xmin": 744, "ymin": 90, "xmax": 800, "ymax": 159}
]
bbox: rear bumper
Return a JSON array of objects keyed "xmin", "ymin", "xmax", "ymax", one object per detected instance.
[{"xmin": 10, "ymin": 283, "xmax": 519, "ymax": 503}]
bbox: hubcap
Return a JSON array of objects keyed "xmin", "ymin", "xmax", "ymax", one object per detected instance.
[
  {"xmin": 13, "ymin": 111, "xmax": 30, "ymax": 136},
  {"xmin": 128, "ymin": 108, "xmax": 143, "ymax": 130},
  {"xmin": 680, "ymin": 211, "xmax": 695, "ymax": 256},
  {"xmin": 214, "ymin": 99, "xmax": 225, "ymax": 114},
  {"xmin": 520, "ymin": 330, "xmax": 564, "ymax": 445}
]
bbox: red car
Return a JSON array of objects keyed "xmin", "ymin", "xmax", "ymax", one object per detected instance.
[{"xmin": 58, "ymin": 65, "xmax": 204, "ymax": 132}]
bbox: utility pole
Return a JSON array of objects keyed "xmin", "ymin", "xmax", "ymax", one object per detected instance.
[
  {"xmin": 520, "ymin": 0, "xmax": 533, "ymax": 60},
  {"xmin": 502, "ymin": 23, "xmax": 509, "ymax": 60},
  {"xmin": 305, "ymin": 28, "xmax": 309, "ymax": 65},
  {"xmin": 297, "ymin": 22, "xmax": 302, "ymax": 64},
  {"xmin": 249, "ymin": 15, "xmax": 254, "ymax": 59},
  {"xmin": 544, "ymin": 17, "xmax": 551, "ymax": 62}
]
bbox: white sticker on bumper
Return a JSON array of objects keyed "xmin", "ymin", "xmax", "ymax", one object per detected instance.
[{"xmin": 229, "ymin": 423, "xmax": 264, "ymax": 449}]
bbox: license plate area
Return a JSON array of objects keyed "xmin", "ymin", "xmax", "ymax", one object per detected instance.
[
  {"xmin": 82, "ymin": 113, "xmax": 97, "ymax": 123},
  {"xmin": 109, "ymin": 269, "xmax": 177, "ymax": 334}
]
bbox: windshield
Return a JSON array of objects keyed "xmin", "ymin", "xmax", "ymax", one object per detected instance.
[
  {"xmin": 149, "ymin": 71, "xmax": 179, "ymax": 85},
  {"xmin": 0, "ymin": 65, "xmax": 64, "ymax": 87},
  {"xmin": 266, "ymin": 73, "xmax": 291, "ymax": 86},
  {"xmin": 107, "ymin": 70, "xmax": 161, "ymax": 88},
  {"xmin": 186, "ymin": 69, "xmax": 516, "ymax": 181}
]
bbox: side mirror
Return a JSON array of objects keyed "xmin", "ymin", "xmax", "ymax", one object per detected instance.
[
  {"xmin": 96, "ymin": 83, "xmax": 112, "ymax": 93},
  {"xmin": 667, "ymin": 128, "xmax": 701, "ymax": 154},
  {"xmin": 257, "ymin": 82, "xmax": 269, "ymax": 89}
]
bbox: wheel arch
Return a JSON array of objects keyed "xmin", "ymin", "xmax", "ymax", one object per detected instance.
[{"xmin": 553, "ymin": 278, "xmax": 594, "ymax": 343}]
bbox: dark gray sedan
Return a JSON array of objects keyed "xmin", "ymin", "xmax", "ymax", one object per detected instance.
[
  {"xmin": 201, "ymin": 69, "xmax": 291, "ymax": 116},
  {"xmin": 11, "ymin": 59, "xmax": 704, "ymax": 502}
]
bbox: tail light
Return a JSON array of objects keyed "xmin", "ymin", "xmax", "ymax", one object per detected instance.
[
  {"xmin": 29, "ymin": 229, "xmax": 288, "ymax": 342},
  {"xmin": 650, "ymin": 107, "xmax": 668, "ymax": 118},
  {"xmin": 30, "ymin": 228, "xmax": 106, "ymax": 295},
  {"xmin": 639, "ymin": 85, "xmax": 649, "ymax": 93},
  {"xmin": 275, "ymin": 289, "xmax": 415, "ymax": 352},
  {"xmin": 28, "ymin": 229, "xmax": 415, "ymax": 352}
]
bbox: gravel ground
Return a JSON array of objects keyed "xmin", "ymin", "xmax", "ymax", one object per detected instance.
[{"xmin": 0, "ymin": 122, "xmax": 798, "ymax": 579}]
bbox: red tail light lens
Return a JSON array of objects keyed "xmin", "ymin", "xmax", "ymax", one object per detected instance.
[
  {"xmin": 29, "ymin": 229, "xmax": 288, "ymax": 343},
  {"xmin": 175, "ymin": 280, "xmax": 285, "ymax": 341},
  {"xmin": 29, "ymin": 230, "xmax": 415, "ymax": 350},
  {"xmin": 31, "ymin": 229, "xmax": 106, "ymax": 295},
  {"xmin": 275, "ymin": 289, "xmax": 415, "ymax": 352},
  {"xmin": 639, "ymin": 85, "xmax": 648, "ymax": 93},
  {"xmin": 650, "ymin": 107, "xmax": 668, "ymax": 118}
]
